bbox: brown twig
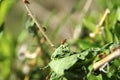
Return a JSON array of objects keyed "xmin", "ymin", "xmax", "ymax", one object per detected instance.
[
  {"xmin": 22, "ymin": 0, "xmax": 54, "ymax": 47},
  {"xmin": 93, "ymin": 46, "xmax": 120, "ymax": 70},
  {"xmin": 90, "ymin": 9, "xmax": 110, "ymax": 38}
]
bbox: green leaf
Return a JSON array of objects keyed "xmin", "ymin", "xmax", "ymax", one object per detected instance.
[
  {"xmin": 0, "ymin": 33, "xmax": 15, "ymax": 79},
  {"xmin": 49, "ymin": 54, "xmax": 78, "ymax": 76},
  {"xmin": 0, "ymin": 33, "xmax": 15, "ymax": 59},
  {"xmin": 77, "ymin": 39, "xmax": 99, "ymax": 49},
  {"xmin": 51, "ymin": 43, "xmax": 70, "ymax": 59},
  {"xmin": 50, "ymin": 72, "xmax": 62, "ymax": 80},
  {"xmin": 111, "ymin": 0, "xmax": 120, "ymax": 9},
  {"xmin": 104, "ymin": 27, "xmax": 113, "ymax": 42},
  {"xmin": 83, "ymin": 18, "xmax": 96, "ymax": 32},
  {"xmin": 87, "ymin": 74, "xmax": 98, "ymax": 80},
  {"xmin": 114, "ymin": 23, "xmax": 120, "ymax": 39},
  {"xmin": 101, "ymin": 42, "xmax": 113, "ymax": 50},
  {"xmin": 78, "ymin": 50, "xmax": 90, "ymax": 60},
  {"xmin": 96, "ymin": 74, "xmax": 103, "ymax": 80},
  {"xmin": 26, "ymin": 18, "xmax": 35, "ymax": 28},
  {"xmin": 1, "ymin": 60, "xmax": 11, "ymax": 80},
  {"xmin": 117, "ymin": 7, "xmax": 120, "ymax": 21},
  {"xmin": 112, "ymin": 7, "xmax": 120, "ymax": 40},
  {"xmin": 108, "ymin": 10, "xmax": 117, "ymax": 29},
  {"xmin": 0, "ymin": 0, "xmax": 16, "ymax": 25},
  {"xmin": 113, "ymin": 59, "xmax": 120, "ymax": 67},
  {"xmin": 87, "ymin": 74, "xmax": 103, "ymax": 80},
  {"xmin": 0, "ymin": 23, "xmax": 4, "ymax": 38}
]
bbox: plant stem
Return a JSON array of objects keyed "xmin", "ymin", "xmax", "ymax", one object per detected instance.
[
  {"xmin": 93, "ymin": 46, "xmax": 120, "ymax": 70},
  {"xmin": 90, "ymin": 9, "xmax": 110, "ymax": 38},
  {"xmin": 23, "ymin": 0, "xmax": 55, "ymax": 47}
]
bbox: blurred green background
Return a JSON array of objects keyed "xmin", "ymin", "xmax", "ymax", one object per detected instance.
[{"xmin": 0, "ymin": 0, "xmax": 120, "ymax": 80}]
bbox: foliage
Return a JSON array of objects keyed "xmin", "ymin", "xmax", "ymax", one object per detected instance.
[
  {"xmin": 0, "ymin": 0, "xmax": 120, "ymax": 80},
  {"xmin": 49, "ymin": 42, "xmax": 120, "ymax": 80}
]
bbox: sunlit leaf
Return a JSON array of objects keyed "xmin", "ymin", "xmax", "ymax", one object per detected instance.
[
  {"xmin": 83, "ymin": 19, "xmax": 96, "ymax": 32},
  {"xmin": 49, "ymin": 54, "xmax": 78, "ymax": 76},
  {"xmin": 117, "ymin": 7, "xmax": 120, "ymax": 21},
  {"xmin": 51, "ymin": 43, "xmax": 71, "ymax": 59}
]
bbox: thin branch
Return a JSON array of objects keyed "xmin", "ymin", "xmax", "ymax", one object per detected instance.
[
  {"xmin": 93, "ymin": 46, "xmax": 120, "ymax": 70},
  {"xmin": 22, "ymin": 0, "xmax": 54, "ymax": 47},
  {"xmin": 90, "ymin": 8, "xmax": 110, "ymax": 38},
  {"xmin": 83, "ymin": 0, "xmax": 93, "ymax": 14},
  {"xmin": 73, "ymin": 0, "xmax": 93, "ymax": 39}
]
